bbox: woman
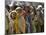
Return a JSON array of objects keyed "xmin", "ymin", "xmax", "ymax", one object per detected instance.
[{"xmin": 14, "ymin": 7, "xmax": 26, "ymax": 33}]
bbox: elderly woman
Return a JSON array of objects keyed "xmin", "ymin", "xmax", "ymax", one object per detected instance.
[
  {"xmin": 24, "ymin": 4, "xmax": 32, "ymax": 33},
  {"xmin": 30, "ymin": 6, "xmax": 37, "ymax": 33},
  {"xmin": 9, "ymin": 10, "xmax": 17, "ymax": 34},
  {"xmin": 36, "ymin": 5, "xmax": 44, "ymax": 32},
  {"xmin": 14, "ymin": 7, "xmax": 26, "ymax": 33}
]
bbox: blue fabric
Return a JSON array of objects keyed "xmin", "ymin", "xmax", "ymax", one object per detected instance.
[{"xmin": 26, "ymin": 15, "xmax": 31, "ymax": 33}]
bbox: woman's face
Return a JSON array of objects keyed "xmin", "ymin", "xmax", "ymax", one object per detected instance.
[
  {"xmin": 10, "ymin": 12, "xmax": 17, "ymax": 19},
  {"xmin": 25, "ymin": 6, "xmax": 29, "ymax": 12},
  {"xmin": 36, "ymin": 10, "xmax": 40, "ymax": 16},
  {"xmin": 17, "ymin": 9, "xmax": 22, "ymax": 15}
]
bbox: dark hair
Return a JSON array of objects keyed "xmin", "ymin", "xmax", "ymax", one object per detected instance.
[
  {"xmin": 5, "ymin": 5, "xmax": 10, "ymax": 11},
  {"xmin": 12, "ymin": 5, "xmax": 18, "ymax": 10},
  {"xmin": 32, "ymin": 6, "xmax": 37, "ymax": 15}
]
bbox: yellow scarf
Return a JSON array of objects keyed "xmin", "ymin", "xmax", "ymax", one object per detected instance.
[
  {"xmin": 14, "ymin": 14, "xmax": 20, "ymax": 33},
  {"xmin": 14, "ymin": 13, "xmax": 26, "ymax": 33}
]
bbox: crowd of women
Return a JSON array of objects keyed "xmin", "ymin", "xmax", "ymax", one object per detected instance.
[{"xmin": 5, "ymin": 1, "xmax": 44, "ymax": 34}]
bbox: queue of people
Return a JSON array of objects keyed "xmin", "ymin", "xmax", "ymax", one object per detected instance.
[{"xmin": 5, "ymin": 2, "xmax": 44, "ymax": 34}]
